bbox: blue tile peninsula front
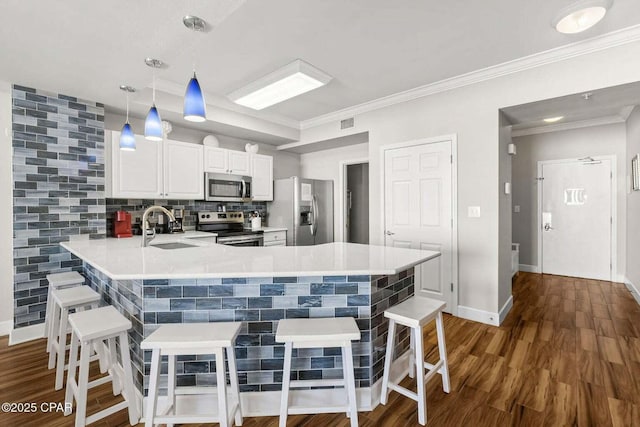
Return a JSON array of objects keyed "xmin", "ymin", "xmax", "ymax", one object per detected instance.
[{"xmin": 82, "ymin": 263, "xmax": 416, "ymax": 397}]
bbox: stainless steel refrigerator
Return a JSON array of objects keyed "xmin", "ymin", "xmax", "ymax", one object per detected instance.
[{"xmin": 268, "ymin": 177, "xmax": 333, "ymax": 246}]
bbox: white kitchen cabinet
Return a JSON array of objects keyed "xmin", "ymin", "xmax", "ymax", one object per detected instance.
[
  {"xmin": 251, "ymin": 154, "xmax": 273, "ymax": 201},
  {"xmin": 263, "ymin": 230, "xmax": 287, "ymax": 246},
  {"xmin": 204, "ymin": 147, "xmax": 250, "ymax": 175},
  {"xmin": 108, "ymin": 131, "xmax": 203, "ymax": 199}
]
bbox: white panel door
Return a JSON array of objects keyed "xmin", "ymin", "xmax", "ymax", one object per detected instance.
[
  {"xmin": 229, "ymin": 151, "xmax": 250, "ymax": 175},
  {"xmin": 204, "ymin": 147, "xmax": 228, "ymax": 173},
  {"xmin": 251, "ymin": 154, "xmax": 273, "ymax": 201},
  {"xmin": 541, "ymin": 159, "xmax": 612, "ymax": 280},
  {"xmin": 384, "ymin": 140, "xmax": 453, "ymax": 311},
  {"xmin": 164, "ymin": 140, "xmax": 204, "ymax": 199},
  {"xmin": 111, "ymin": 131, "xmax": 163, "ymax": 198}
]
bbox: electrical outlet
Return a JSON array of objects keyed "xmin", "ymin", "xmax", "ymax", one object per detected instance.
[
  {"xmin": 468, "ymin": 206, "xmax": 481, "ymax": 218},
  {"xmin": 514, "ymin": 205, "xmax": 521, "ymax": 213}
]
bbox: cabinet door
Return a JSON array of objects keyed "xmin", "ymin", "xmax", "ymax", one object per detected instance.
[
  {"xmin": 251, "ymin": 154, "xmax": 273, "ymax": 201},
  {"xmin": 164, "ymin": 140, "xmax": 204, "ymax": 199},
  {"xmin": 111, "ymin": 131, "xmax": 163, "ymax": 198},
  {"xmin": 229, "ymin": 151, "xmax": 250, "ymax": 175},
  {"xmin": 204, "ymin": 147, "xmax": 228, "ymax": 173}
]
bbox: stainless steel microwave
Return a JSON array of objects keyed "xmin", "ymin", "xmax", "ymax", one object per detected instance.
[{"xmin": 204, "ymin": 173, "xmax": 252, "ymax": 202}]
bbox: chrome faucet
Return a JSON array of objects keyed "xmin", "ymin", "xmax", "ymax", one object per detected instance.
[{"xmin": 141, "ymin": 206, "xmax": 176, "ymax": 247}]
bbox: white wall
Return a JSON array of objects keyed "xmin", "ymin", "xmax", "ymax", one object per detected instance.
[
  {"xmin": 626, "ymin": 107, "xmax": 640, "ymax": 289},
  {"xmin": 0, "ymin": 82, "xmax": 13, "ymax": 333},
  {"xmin": 105, "ymin": 113, "xmax": 300, "ymax": 180},
  {"xmin": 498, "ymin": 112, "xmax": 513, "ymax": 309},
  {"xmin": 512, "ymin": 123, "xmax": 628, "ymax": 280},
  {"xmin": 300, "ymin": 41, "xmax": 640, "ymax": 315},
  {"xmin": 300, "ymin": 143, "xmax": 369, "ymax": 241}
]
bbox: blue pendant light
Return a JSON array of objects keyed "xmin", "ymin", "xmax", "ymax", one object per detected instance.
[
  {"xmin": 183, "ymin": 15, "xmax": 207, "ymax": 122},
  {"xmin": 119, "ymin": 85, "xmax": 136, "ymax": 151},
  {"xmin": 144, "ymin": 58, "xmax": 164, "ymax": 141},
  {"xmin": 184, "ymin": 72, "xmax": 206, "ymax": 122}
]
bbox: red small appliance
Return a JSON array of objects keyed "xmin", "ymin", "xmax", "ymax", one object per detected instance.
[{"xmin": 113, "ymin": 211, "xmax": 132, "ymax": 238}]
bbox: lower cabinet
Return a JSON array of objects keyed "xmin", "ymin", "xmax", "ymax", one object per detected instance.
[{"xmin": 263, "ymin": 230, "xmax": 287, "ymax": 246}]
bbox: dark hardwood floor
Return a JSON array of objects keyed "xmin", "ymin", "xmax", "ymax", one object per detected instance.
[{"xmin": 1, "ymin": 272, "xmax": 639, "ymax": 426}]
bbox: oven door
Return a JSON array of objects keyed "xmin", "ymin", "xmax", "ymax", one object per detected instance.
[
  {"xmin": 205, "ymin": 173, "xmax": 252, "ymax": 202},
  {"xmin": 217, "ymin": 235, "xmax": 264, "ymax": 246}
]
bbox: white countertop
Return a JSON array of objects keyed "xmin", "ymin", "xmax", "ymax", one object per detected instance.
[{"xmin": 60, "ymin": 233, "xmax": 440, "ymax": 280}]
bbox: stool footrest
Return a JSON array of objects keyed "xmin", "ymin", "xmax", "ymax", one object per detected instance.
[
  {"xmin": 289, "ymin": 379, "xmax": 345, "ymax": 388},
  {"xmin": 85, "ymin": 400, "xmax": 129, "ymax": 425},
  {"xmin": 424, "ymin": 360, "xmax": 444, "ymax": 382},
  {"xmin": 287, "ymin": 404, "xmax": 351, "ymax": 415},
  {"xmin": 388, "ymin": 383, "xmax": 419, "ymax": 401},
  {"xmin": 152, "ymin": 401, "xmax": 239, "ymax": 425}
]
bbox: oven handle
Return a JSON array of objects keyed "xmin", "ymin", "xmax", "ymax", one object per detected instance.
[
  {"xmin": 241, "ymin": 179, "xmax": 246, "ymax": 199},
  {"xmin": 217, "ymin": 235, "xmax": 263, "ymax": 244}
]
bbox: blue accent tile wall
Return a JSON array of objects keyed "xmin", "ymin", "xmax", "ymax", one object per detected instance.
[{"xmin": 12, "ymin": 85, "xmax": 105, "ymax": 328}]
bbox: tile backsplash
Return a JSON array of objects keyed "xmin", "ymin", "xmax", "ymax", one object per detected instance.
[{"xmin": 106, "ymin": 199, "xmax": 267, "ymax": 234}]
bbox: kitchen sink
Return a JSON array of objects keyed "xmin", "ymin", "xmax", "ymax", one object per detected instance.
[{"xmin": 151, "ymin": 242, "xmax": 199, "ymax": 250}]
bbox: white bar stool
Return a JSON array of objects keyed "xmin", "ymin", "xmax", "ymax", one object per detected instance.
[
  {"xmin": 380, "ymin": 296, "xmax": 450, "ymax": 426},
  {"xmin": 141, "ymin": 322, "xmax": 243, "ymax": 427},
  {"xmin": 275, "ymin": 317, "xmax": 361, "ymax": 427},
  {"xmin": 45, "ymin": 271, "xmax": 84, "ymax": 353},
  {"xmin": 64, "ymin": 305, "xmax": 140, "ymax": 427},
  {"xmin": 49, "ymin": 286, "xmax": 105, "ymax": 390}
]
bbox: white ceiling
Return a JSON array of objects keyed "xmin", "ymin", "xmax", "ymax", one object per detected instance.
[{"xmin": 1, "ymin": 0, "xmax": 640, "ymax": 143}]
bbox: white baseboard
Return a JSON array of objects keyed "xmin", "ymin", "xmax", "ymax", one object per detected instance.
[
  {"xmin": 9, "ymin": 323, "xmax": 45, "ymax": 346},
  {"xmin": 457, "ymin": 305, "xmax": 500, "ymax": 326},
  {"xmin": 0, "ymin": 320, "xmax": 12, "ymax": 337},
  {"xmin": 624, "ymin": 276, "xmax": 640, "ymax": 306},
  {"xmin": 499, "ymin": 295, "xmax": 514, "ymax": 325},
  {"xmin": 519, "ymin": 264, "xmax": 540, "ymax": 273},
  {"xmin": 139, "ymin": 351, "xmax": 412, "ymax": 421}
]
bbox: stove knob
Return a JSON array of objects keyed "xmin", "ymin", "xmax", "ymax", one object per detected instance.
[{"xmin": 206, "ymin": 214, "xmax": 210, "ymax": 218}]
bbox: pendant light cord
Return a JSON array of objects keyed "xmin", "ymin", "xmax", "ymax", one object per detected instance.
[{"xmin": 125, "ymin": 91, "xmax": 130, "ymax": 122}]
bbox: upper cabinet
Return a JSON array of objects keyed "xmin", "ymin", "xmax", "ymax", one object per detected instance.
[
  {"xmin": 108, "ymin": 131, "xmax": 203, "ymax": 199},
  {"xmin": 251, "ymin": 154, "xmax": 273, "ymax": 201},
  {"xmin": 204, "ymin": 147, "xmax": 250, "ymax": 175}
]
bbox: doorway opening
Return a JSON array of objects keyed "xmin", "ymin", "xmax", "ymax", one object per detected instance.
[{"xmin": 343, "ymin": 162, "xmax": 369, "ymax": 244}]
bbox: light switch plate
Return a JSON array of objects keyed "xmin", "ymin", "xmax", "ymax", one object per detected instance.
[
  {"xmin": 514, "ymin": 205, "xmax": 520, "ymax": 213},
  {"xmin": 468, "ymin": 206, "xmax": 481, "ymax": 218}
]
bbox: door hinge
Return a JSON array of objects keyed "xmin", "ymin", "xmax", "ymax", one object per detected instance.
[
  {"xmin": 450, "ymin": 283, "xmax": 453, "ymax": 292},
  {"xmin": 450, "ymin": 155, "xmax": 453, "ymax": 164}
]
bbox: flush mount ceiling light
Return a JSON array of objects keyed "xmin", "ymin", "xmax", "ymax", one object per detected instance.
[
  {"xmin": 553, "ymin": 0, "xmax": 613, "ymax": 34},
  {"xmin": 144, "ymin": 58, "xmax": 164, "ymax": 141},
  {"xmin": 543, "ymin": 116, "xmax": 565, "ymax": 123},
  {"xmin": 228, "ymin": 59, "xmax": 333, "ymax": 110},
  {"xmin": 119, "ymin": 85, "xmax": 136, "ymax": 151},
  {"xmin": 183, "ymin": 15, "xmax": 207, "ymax": 122}
]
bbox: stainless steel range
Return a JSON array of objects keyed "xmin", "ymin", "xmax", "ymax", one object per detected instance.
[{"xmin": 197, "ymin": 211, "xmax": 264, "ymax": 246}]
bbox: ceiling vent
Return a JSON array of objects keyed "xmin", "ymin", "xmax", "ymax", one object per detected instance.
[{"xmin": 340, "ymin": 117, "xmax": 354, "ymax": 130}]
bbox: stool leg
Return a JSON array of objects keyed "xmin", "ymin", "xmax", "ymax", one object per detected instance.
[
  {"xmin": 167, "ymin": 354, "xmax": 176, "ymax": 427},
  {"xmin": 64, "ymin": 329, "xmax": 80, "ymax": 416},
  {"xmin": 435, "ymin": 312, "xmax": 451, "ymax": 393},
  {"xmin": 55, "ymin": 306, "xmax": 70, "ymax": 390},
  {"xmin": 44, "ymin": 286, "xmax": 52, "ymax": 352},
  {"xmin": 108, "ymin": 337, "xmax": 121, "ymax": 396},
  {"xmin": 279, "ymin": 342, "xmax": 293, "ymax": 427},
  {"xmin": 342, "ymin": 342, "xmax": 359, "ymax": 427},
  {"xmin": 215, "ymin": 347, "xmax": 228, "ymax": 427},
  {"xmin": 226, "ymin": 346, "xmax": 243, "ymax": 426},
  {"xmin": 48, "ymin": 302, "xmax": 61, "ymax": 369},
  {"xmin": 380, "ymin": 318, "xmax": 396, "ymax": 405},
  {"xmin": 118, "ymin": 332, "xmax": 139, "ymax": 425},
  {"xmin": 414, "ymin": 326, "xmax": 426, "ymax": 426},
  {"xmin": 409, "ymin": 326, "xmax": 415, "ymax": 379},
  {"xmin": 145, "ymin": 349, "xmax": 161, "ymax": 427},
  {"xmin": 74, "ymin": 340, "xmax": 91, "ymax": 427}
]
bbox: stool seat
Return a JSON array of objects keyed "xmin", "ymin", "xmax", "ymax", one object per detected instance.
[
  {"xmin": 141, "ymin": 322, "xmax": 239, "ymax": 350},
  {"xmin": 384, "ymin": 297, "xmax": 445, "ymax": 327},
  {"xmin": 276, "ymin": 317, "xmax": 360, "ymax": 344},
  {"xmin": 53, "ymin": 286, "xmax": 101, "ymax": 308},
  {"xmin": 68, "ymin": 306, "xmax": 131, "ymax": 341},
  {"xmin": 47, "ymin": 271, "xmax": 85, "ymax": 287}
]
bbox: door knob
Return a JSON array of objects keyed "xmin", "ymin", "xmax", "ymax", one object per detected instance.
[
  {"xmin": 544, "ymin": 223, "xmax": 554, "ymax": 231},
  {"xmin": 385, "ymin": 231, "xmax": 395, "ymax": 236}
]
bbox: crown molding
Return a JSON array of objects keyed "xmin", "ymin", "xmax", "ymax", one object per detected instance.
[
  {"xmin": 511, "ymin": 115, "xmax": 624, "ymax": 137},
  {"xmin": 153, "ymin": 78, "xmax": 301, "ymax": 130},
  {"xmin": 300, "ymin": 24, "xmax": 640, "ymax": 131}
]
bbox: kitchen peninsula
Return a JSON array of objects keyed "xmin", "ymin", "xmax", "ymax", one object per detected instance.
[{"xmin": 60, "ymin": 236, "xmax": 440, "ymax": 414}]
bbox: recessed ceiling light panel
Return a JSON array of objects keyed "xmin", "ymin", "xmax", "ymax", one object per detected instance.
[
  {"xmin": 553, "ymin": 0, "xmax": 612, "ymax": 34},
  {"xmin": 543, "ymin": 116, "xmax": 565, "ymax": 123},
  {"xmin": 228, "ymin": 59, "xmax": 333, "ymax": 110}
]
